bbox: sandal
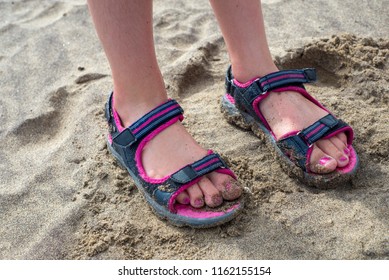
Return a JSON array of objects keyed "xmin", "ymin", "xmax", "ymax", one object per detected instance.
[
  {"xmin": 105, "ymin": 93, "xmax": 244, "ymax": 228},
  {"xmin": 221, "ymin": 66, "xmax": 359, "ymax": 188}
]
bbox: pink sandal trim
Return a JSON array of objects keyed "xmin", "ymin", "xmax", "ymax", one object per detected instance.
[{"xmin": 175, "ymin": 202, "xmax": 241, "ymax": 218}]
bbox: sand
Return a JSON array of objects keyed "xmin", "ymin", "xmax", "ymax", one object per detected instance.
[{"xmin": 0, "ymin": 0, "xmax": 388, "ymax": 260}]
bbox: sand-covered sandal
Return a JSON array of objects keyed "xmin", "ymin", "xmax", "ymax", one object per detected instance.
[
  {"xmin": 221, "ymin": 66, "xmax": 359, "ymax": 188},
  {"xmin": 105, "ymin": 93, "xmax": 244, "ymax": 227}
]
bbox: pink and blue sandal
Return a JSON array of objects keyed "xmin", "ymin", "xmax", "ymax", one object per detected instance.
[
  {"xmin": 105, "ymin": 93, "xmax": 244, "ymax": 228},
  {"xmin": 221, "ymin": 66, "xmax": 359, "ymax": 188}
]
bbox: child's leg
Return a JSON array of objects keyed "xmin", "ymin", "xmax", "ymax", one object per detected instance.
[
  {"xmin": 87, "ymin": 0, "xmax": 242, "ymax": 208},
  {"xmin": 210, "ymin": 0, "xmax": 350, "ymax": 173},
  {"xmin": 87, "ymin": 0, "xmax": 165, "ymax": 125}
]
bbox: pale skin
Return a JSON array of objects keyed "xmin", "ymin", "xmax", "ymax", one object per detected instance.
[{"xmin": 87, "ymin": 0, "xmax": 350, "ymax": 208}]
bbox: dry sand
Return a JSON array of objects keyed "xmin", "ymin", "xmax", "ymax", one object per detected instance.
[{"xmin": 0, "ymin": 0, "xmax": 388, "ymax": 260}]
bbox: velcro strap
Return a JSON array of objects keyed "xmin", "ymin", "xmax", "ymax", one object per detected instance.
[
  {"xmin": 170, "ymin": 153, "xmax": 226, "ymax": 184},
  {"xmin": 225, "ymin": 68, "xmax": 317, "ymax": 105},
  {"xmin": 299, "ymin": 114, "xmax": 339, "ymax": 145},
  {"xmin": 259, "ymin": 68, "xmax": 316, "ymax": 93},
  {"xmin": 113, "ymin": 99, "xmax": 184, "ymax": 147}
]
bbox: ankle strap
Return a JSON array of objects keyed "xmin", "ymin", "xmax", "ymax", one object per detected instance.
[
  {"xmin": 225, "ymin": 66, "xmax": 317, "ymax": 103},
  {"xmin": 106, "ymin": 93, "xmax": 184, "ymax": 147}
]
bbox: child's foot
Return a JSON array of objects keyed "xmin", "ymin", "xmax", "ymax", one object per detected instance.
[
  {"xmin": 114, "ymin": 97, "xmax": 242, "ymax": 209},
  {"xmin": 259, "ymin": 88, "xmax": 350, "ymax": 174},
  {"xmin": 234, "ymin": 66, "xmax": 351, "ymax": 174}
]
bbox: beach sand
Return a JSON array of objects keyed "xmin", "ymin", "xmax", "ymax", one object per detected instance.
[{"xmin": 0, "ymin": 0, "xmax": 388, "ymax": 259}]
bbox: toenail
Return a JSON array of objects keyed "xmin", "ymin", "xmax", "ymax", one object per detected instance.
[
  {"xmin": 183, "ymin": 198, "xmax": 190, "ymax": 205},
  {"xmin": 339, "ymin": 156, "xmax": 348, "ymax": 162},
  {"xmin": 344, "ymin": 148, "xmax": 350, "ymax": 155},
  {"xmin": 194, "ymin": 198, "xmax": 204, "ymax": 207},
  {"xmin": 319, "ymin": 156, "xmax": 333, "ymax": 166}
]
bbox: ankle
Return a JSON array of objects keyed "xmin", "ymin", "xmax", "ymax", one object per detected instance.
[
  {"xmin": 112, "ymin": 91, "xmax": 168, "ymax": 127},
  {"xmin": 231, "ymin": 61, "xmax": 278, "ymax": 83}
]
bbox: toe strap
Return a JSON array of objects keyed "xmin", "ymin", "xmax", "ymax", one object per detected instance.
[
  {"xmin": 298, "ymin": 114, "xmax": 352, "ymax": 145},
  {"xmin": 170, "ymin": 153, "xmax": 228, "ymax": 184},
  {"xmin": 277, "ymin": 114, "xmax": 354, "ymax": 171},
  {"xmin": 150, "ymin": 153, "xmax": 233, "ymax": 212}
]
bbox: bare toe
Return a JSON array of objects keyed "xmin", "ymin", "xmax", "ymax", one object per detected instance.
[
  {"xmin": 316, "ymin": 138, "xmax": 349, "ymax": 167},
  {"xmin": 208, "ymin": 173, "xmax": 243, "ymax": 201},
  {"xmin": 329, "ymin": 134, "xmax": 348, "ymax": 155},
  {"xmin": 309, "ymin": 145, "xmax": 337, "ymax": 173},
  {"xmin": 186, "ymin": 184, "xmax": 204, "ymax": 208},
  {"xmin": 198, "ymin": 177, "xmax": 223, "ymax": 208},
  {"xmin": 336, "ymin": 132, "xmax": 348, "ymax": 146},
  {"xmin": 176, "ymin": 191, "xmax": 190, "ymax": 205},
  {"xmin": 335, "ymin": 133, "xmax": 350, "ymax": 155}
]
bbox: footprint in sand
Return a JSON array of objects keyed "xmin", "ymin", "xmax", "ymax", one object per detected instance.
[
  {"xmin": 11, "ymin": 87, "xmax": 69, "ymax": 145},
  {"xmin": 12, "ymin": 69, "xmax": 109, "ymax": 146}
]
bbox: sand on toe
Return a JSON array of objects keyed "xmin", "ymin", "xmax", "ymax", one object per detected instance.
[{"xmin": 0, "ymin": 0, "xmax": 388, "ymax": 259}]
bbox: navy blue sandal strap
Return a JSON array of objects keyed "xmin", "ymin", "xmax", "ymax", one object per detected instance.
[
  {"xmin": 258, "ymin": 68, "xmax": 316, "ymax": 93},
  {"xmin": 226, "ymin": 67, "xmax": 317, "ymax": 105},
  {"xmin": 170, "ymin": 153, "xmax": 227, "ymax": 184},
  {"xmin": 299, "ymin": 114, "xmax": 342, "ymax": 145},
  {"xmin": 152, "ymin": 153, "xmax": 229, "ymax": 207},
  {"xmin": 129, "ymin": 99, "xmax": 183, "ymax": 140},
  {"xmin": 106, "ymin": 93, "xmax": 184, "ymax": 147}
]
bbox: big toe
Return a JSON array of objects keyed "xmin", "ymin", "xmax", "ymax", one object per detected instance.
[
  {"xmin": 316, "ymin": 136, "xmax": 350, "ymax": 167},
  {"xmin": 309, "ymin": 145, "xmax": 338, "ymax": 174},
  {"xmin": 208, "ymin": 172, "xmax": 243, "ymax": 201}
]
